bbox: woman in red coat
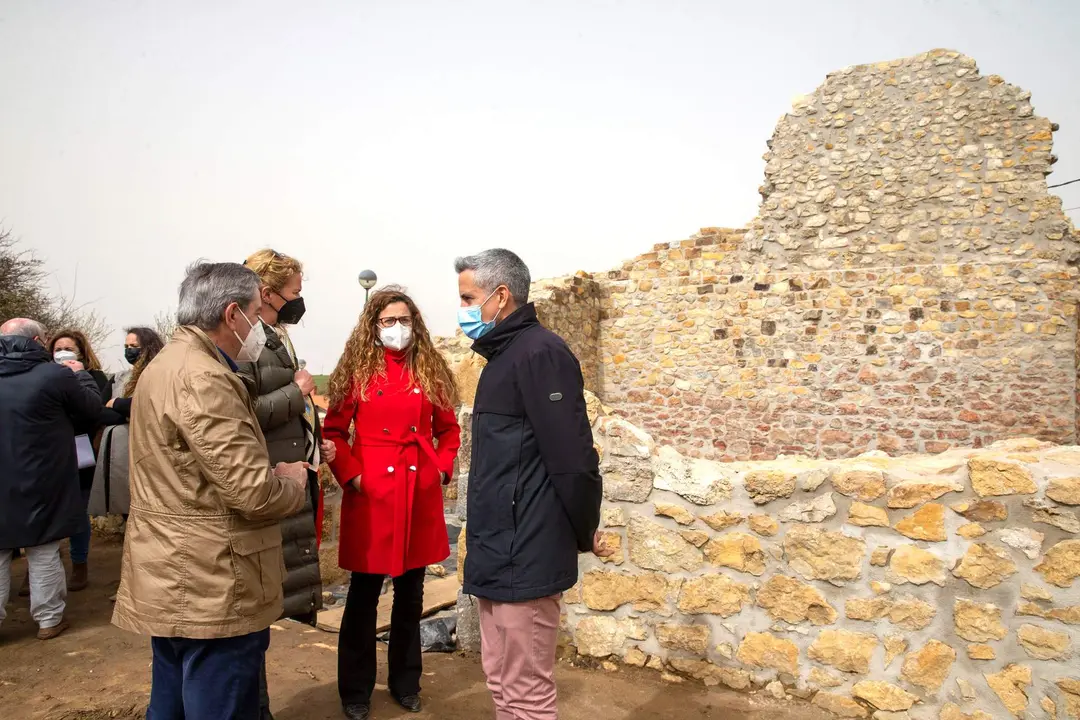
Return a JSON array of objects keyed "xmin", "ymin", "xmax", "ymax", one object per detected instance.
[{"xmin": 324, "ymin": 286, "xmax": 460, "ymax": 720}]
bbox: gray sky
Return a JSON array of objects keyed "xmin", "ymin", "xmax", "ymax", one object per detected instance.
[{"xmin": 2, "ymin": 0, "xmax": 1077, "ymax": 373}]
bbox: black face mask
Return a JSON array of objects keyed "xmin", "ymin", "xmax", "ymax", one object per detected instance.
[
  {"xmin": 124, "ymin": 347, "xmax": 141, "ymax": 365},
  {"xmin": 275, "ymin": 295, "xmax": 306, "ymax": 325}
]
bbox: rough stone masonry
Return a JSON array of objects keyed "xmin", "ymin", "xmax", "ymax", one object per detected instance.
[
  {"xmin": 441, "ymin": 48, "xmax": 1079, "ymax": 463},
  {"xmin": 441, "ymin": 49, "xmax": 1080, "ymax": 720}
]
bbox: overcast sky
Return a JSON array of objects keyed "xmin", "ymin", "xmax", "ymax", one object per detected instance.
[{"xmin": 2, "ymin": 0, "xmax": 1077, "ymax": 373}]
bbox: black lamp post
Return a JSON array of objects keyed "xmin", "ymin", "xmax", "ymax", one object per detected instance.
[{"xmin": 358, "ymin": 270, "xmax": 377, "ymax": 304}]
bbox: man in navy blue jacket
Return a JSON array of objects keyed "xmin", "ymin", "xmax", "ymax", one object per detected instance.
[
  {"xmin": 455, "ymin": 249, "xmax": 607, "ymax": 720},
  {"xmin": 0, "ymin": 317, "xmax": 103, "ymax": 640}
]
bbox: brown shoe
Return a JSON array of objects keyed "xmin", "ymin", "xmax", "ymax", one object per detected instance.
[
  {"xmin": 69, "ymin": 563, "xmax": 89, "ymax": 592},
  {"xmin": 18, "ymin": 572, "xmax": 30, "ymax": 597},
  {"xmin": 37, "ymin": 620, "xmax": 69, "ymax": 640}
]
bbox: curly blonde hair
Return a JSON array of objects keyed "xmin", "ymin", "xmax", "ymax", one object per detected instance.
[
  {"xmin": 328, "ymin": 286, "xmax": 458, "ymax": 410},
  {"xmin": 243, "ymin": 248, "xmax": 303, "ymax": 293}
]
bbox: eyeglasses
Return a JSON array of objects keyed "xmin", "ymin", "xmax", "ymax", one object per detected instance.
[{"xmin": 377, "ymin": 316, "xmax": 413, "ymax": 329}]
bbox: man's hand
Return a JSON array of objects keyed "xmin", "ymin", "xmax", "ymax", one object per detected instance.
[
  {"xmin": 105, "ymin": 398, "xmax": 115, "ymax": 408},
  {"xmin": 350, "ymin": 476, "xmax": 362, "ymax": 493},
  {"xmin": 273, "ymin": 461, "xmax": 310, "ymax": 492},
  {"xmin": 294, "ymin": 369, "xmax": 315, "ymax": 396},
  {"xmin": 63, "ymin": 360, "xmax": 85, "ymax": 373},
  {"xmin": 320, "ymin": 439, "xmax": 336, "ymax": 464},
  {"xmin": 592, "ymin": 530, "xmax": 615, "ymax": 558}
]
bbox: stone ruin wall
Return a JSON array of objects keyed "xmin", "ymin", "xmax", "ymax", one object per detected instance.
[
  {"xmin": 455, "ymin": 401, "xmax": 1080, "ymax": 719},
  {"xmin": 440, "ymin": 49, "xmax": 1080, "ymax": 462},
  {"xmin": 604, "ymin": 49, "xmax": 1078, "ymax": 461},
  {"xmin": 445, "ymin": 49, "xmax": 1080, "ymax": 719}
]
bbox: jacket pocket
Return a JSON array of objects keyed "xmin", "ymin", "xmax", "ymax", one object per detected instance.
[
  {"xmin": 471, "ymin": 412, "xmax": 522, "ymax": 533},
  {"xmin": 229, "ymin": 527, "xmax": 284, "ymax": 617}
]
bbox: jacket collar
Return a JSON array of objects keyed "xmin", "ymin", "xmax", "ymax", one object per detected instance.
[
  {"xmin": 0, "ymin": 335, "xmax": 50, "ymax": 377},
  {"xmin": 471, "ymin": 303, "xmax": 539, "ymax": 360},
  {"xmin": 174, "ymin": 326, "xmax": 238, "ymax": 372}
]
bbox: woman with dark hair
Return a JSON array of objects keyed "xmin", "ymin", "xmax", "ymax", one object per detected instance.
[
  {"xmin": 324, "ymin": 286, "xmax": 460, "ymax": 720},
  {"xmin": 88, "ymin": 326, "xmax": 165, "ymax": 601},
  {"xmin": 102, "ymin": 326, "xmax": 167, "ymax": 419},
  {"xmin": 46, "ymin": 329, "xmax": 109, "ymax": 592}
]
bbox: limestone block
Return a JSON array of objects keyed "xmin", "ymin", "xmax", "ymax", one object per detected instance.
[
  {"xmin": 779, "ymin": 492, "xmax": 838, "ymax": 523},
  {"xmin": 985, "ymin": 664, "xmax": 1032, "ymax": 717},
  {"xmin": 832, "ymin": 470, "xmax": 887, "ymax": 502},
  {"xmin": 574, "ymin": 616, "xmax": 646, "ymax": 658},
  {"xmin": 998, "ymin": 527, "xmax": 1045, "ymax": 560},
  {"xmin": 849, "ymin": 502, "xmax": 889, "ymax": 527},
  {"xmin": 656, "ymin": 623, "xmax": 710, "ymax": 655},
  {"xmin": 953, "ymin": 543, "xmax": 1018, "ymax": 589},
  {"xmin": 756, "ymin": 575, "xmax": 837, "ymax": 625},
  {"xmin": 887, "ymin": 544, "xmax": 947, "ymax": 586},
  {"xmin": 699, "ymin": 510, "xmax": 744, "ymax": 531},
  {"xmin": 954, "ymin": 598, "xmax": 1007, "ymax": 642},
  {"xmin": 1037, "ymin": 540, "xmax": 1080, "ymax": 587},
  {"xmin": 851, "ymin": 681, "xmax": 918, "ymax": 712},
  {"xmin": 812, "ymin": 692, "xmax": 870, "ymax": 718},
  {"xmin": 748, "ymin": 514, "xmax": 779, "ymax": 537},
  {"xmin": 894, "ymin": 503, "xmax": 946, "ymax": 541},
  {"xmin": 968, "ymin": 458, "xmax": 1037, "ymax": 496},
  {"xmin": 735, "ymin": 631, "xmax": 799, "ymax": 675},
  {"xmin": 703, "ymin": 533, "xmax": 766, "ymax": 576},
  {"xmin": 744, "ymin": 468, "xmax": 797, "ymax": 504},
  {"xmin": 1025, "ymin": 498, "xmax": 1080, "ymax": 534},
  {"xmin": 884, "ymin": 635, "xmax": 907, "ymax": 668},
  {"xmin": 1017, "ymin": 623, "xmax": 1071, "ymax": 660},
  {"xmin": 783, "ymin": 525, "xmax": 865, "ymax": 585},
  {"xmin": 651, "ymin": 446, "xmax": 733, "ymax": 506},
  {"xmin": 1047, "ymin": 477, "xmax": 1080, "ymax": 505},
  {"xmin": 654, "ymin": 502, "xmax": 695, "ymax": 525},
  {"xmin": 900, "ymin": 639, "xmax": 956, "ymax": 692},
  {"xmin": 887, "ymin": 479, "xmax": 964, "ymax": 509},
  {"xmin": 676, "ymin": 573, "xmax": 751, "ymax": 617},
  {"xmin": 626, "ymin": 515, "xmax": 703, "ymax": 573},
  {"xmin": 951, "ymin": 499, "xmax": 1008, "ymax": 522},
  {"xmin": 809, "ymin": 629, "xmax": 878, "ymax": 674},
  {"xmin": 939, "ymin": 704, "xmax": 993, "ymax": 720}
]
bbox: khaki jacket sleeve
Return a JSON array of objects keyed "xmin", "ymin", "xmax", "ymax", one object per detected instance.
[{"xmin": 178, "ymin": 371, "xmax": 306, "ymax": 520}]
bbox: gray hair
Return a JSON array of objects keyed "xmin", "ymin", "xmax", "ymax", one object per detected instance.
[
  {"xmin": 176, "ymin": 261, "xmax": 260, "ymax": 331},
  {"xmin": 0, "ymin": 317, "xmax": 48, "ymax": 339},
  {"xmin": 453, "ymin": 248, "xmax": 531, "ymax": 305}
]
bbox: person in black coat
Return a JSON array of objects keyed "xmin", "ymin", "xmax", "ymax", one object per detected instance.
[
  {"xmin": 0, "ymin": 318, "xmax": 104, "ymax": 640},
  {"xmin": 47, "ymin": 328, "xmax": 110, "ymax": 592},
  {"xmin": 454, "ymin": 249, "xmax": 608, "ymax": 720}
]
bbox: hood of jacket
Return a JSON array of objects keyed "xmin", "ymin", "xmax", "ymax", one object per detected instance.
[{"xmin": 0, "ymin": 335, "xmax": 51, "ymax": 377}]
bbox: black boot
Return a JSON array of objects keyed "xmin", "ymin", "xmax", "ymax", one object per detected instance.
[
  {"xmin": 392, "ymin": 693, "xmax": 422, "ymax": 713},
  {"xmin": 342, "ymin": 704, "xmax": 370, "ymax": 720}
]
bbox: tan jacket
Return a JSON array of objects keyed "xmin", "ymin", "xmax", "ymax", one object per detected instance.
[{"xmin": 112, "ymin": 327, "xmax": 306, "ymax": 639}]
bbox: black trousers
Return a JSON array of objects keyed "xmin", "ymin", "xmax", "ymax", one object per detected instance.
[{"xmin": 338, "ymin": 568, "xmax": 425, "ymax": 706}]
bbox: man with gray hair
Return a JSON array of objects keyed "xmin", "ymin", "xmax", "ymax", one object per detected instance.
[
  {"xmin": 112, "ymin": 262, "xmax": 308, "ymax": 719},
  {"xmin": 0, "ymin": 317, "xmax": 103, "ymax": 640},
  {"xmin": 455, "ymin": 249, "xmax": 608, "ymax": 720}
]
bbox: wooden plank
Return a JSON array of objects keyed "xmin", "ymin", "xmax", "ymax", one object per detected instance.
[{"xmin": 316, "ymin": 577, "xmax": 460, "ymax": 634}]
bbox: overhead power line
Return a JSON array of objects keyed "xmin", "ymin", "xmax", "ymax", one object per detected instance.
[{"xmin": 1049, "ymin": 178, "xmax": 1080, "ymax": 189}]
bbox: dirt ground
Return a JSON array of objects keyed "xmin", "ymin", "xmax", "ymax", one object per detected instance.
[{"xmin": 0, "ymin": 539, "xmax": 827, "ymax": 720}]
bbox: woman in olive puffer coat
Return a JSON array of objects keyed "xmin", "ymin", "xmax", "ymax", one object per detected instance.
[{"xmin": 239, "ymin": 249, "xmax": 336, "ymax": 720}]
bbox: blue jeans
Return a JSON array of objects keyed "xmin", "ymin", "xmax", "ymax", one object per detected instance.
[
  {"xmin": 69, "ymin": 487, "xmax": 92, "ymax": 565},
  {"xmin": 147, "ymin": 629, "xmax": 270, "ymax": 720}
]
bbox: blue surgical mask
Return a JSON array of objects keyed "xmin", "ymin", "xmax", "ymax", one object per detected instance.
[{"xmin": 457, "ymin": 288, "xmax": 500, "ymax": 340}]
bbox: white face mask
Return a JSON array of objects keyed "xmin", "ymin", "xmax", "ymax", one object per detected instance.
[
  {"xmin": 233, "ymin": 309, "xmax": 266, "ymax": 364},
  {"xmin": 379, "ymin": 323, "xmax": 412, "ymax": 351},
  {"xmin": 54, "ymin": 349, "xmax": 78, "ymax": 365}
]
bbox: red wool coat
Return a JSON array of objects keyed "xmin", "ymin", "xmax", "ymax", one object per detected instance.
[{"xmin": 324, "ymin": 350, "xmax": 461, "ymax": 577}]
